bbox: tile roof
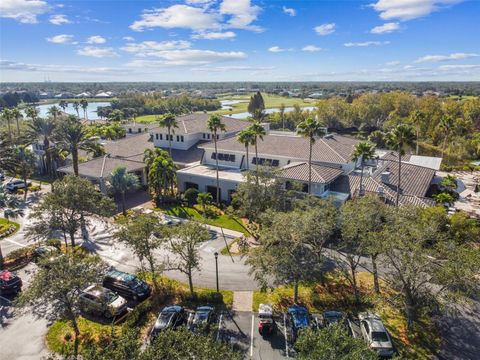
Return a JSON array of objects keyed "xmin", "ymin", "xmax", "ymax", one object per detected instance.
[
  {"xmin": 57, "ymin": 156, "xmax": 145, "ymax": 179},
  {"xmin": 280, "ymin": 162, "xmax": 343, "ymax": 184},
  {"xmin": 200, "ymin": 133, "xmax": 361, "ymax": 164},
  {"xmin": 155, "ymin": 113, "xmax": 250, "ymax": 135}
]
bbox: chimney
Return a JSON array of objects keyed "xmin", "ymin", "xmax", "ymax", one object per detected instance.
[{"xmin": 381, "ymin": 168, "xmax": 391, "ymax": 184}]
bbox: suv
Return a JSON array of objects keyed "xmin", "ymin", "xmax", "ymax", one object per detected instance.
[
  {"xmin": 188, "ymin": 306, "xmax": 215, "ymax": 332},
  {"xmin": 79, "ymin": 285, "xmax": 127, "ymax": 319},
  {"xmin": 103, "ymin": 270, "xmax": 151, "ymax": 302},
  {"xmin": 287, "ymin": 306, "xmax": 310, "ymax": 342},
  {"xmin": 5, "ymin": 179, "xmax": 31, "ymax": 191},
  {"xmin": 150, "ymin": 305, "xmax": 185, "ymax": 340},
  {"xmin": 359, "ymin": 313, "xmax": 395, "ymax": 358},
  {"xmin": 0, "ymin": 271, "xmax": 23, "ymax": 296}
]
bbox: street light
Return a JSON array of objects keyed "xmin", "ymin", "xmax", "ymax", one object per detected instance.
[{"xmin": 214, "ymin": 252, "xmax": 219, "ymax": 293}]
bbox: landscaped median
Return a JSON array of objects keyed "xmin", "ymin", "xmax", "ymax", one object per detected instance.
[
  {"xmin": 253, "ymin": 272, "xmax": 441, "ymax": 360},
  {"xmin": 45, "ymin": 275, "xmax": 233, "ymax": 356},
  {"xmin": 0, "ymin": 218, "xmax": 20, "ymax": 238}
]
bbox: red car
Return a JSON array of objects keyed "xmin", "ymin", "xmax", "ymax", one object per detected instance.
[{"xmin": 0, "ymin": 271, "xmax": 23, "ymax": 296}]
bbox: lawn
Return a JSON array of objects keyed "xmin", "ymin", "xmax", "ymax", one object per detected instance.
[
  {"xmin": 156, "ymin": 204, "xmax": 250, "ymax": 235},
  {"xmin": 136, "ymin": 114, "xmax": 160, "ymax": 124},
  {"xmin": 252, "ymin": 272, "xmax": 441, "ymax": 360},
  {"xmin": 0, "ymin": 218, "xmax": 20, "ymax": 238}
]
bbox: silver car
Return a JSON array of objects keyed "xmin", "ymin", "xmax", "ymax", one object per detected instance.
[
  {"xmin": 79, "ymin": 285, "xmax": 127, "ymax": 319},
  {"xmin": 359, "ymin": 313, "xmax": 395, "ymax": 358}
]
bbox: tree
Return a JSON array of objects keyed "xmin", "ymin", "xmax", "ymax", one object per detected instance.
[
  {"xmin": 296, "ymin": 118, "xmax": 325, "ymax": 194},
  {"xmin": 13, "ymin": 146, "xmax": 36, "ymax": 201},
  {"xmin": 108, "ymin": 109, "xmax": 124, "ymax": 122},
  {"xmin": 114, "ymin": 214, "xmax": 166, "ymax": 293},
  {"xmin": 10, "ymin": 107, "xmax": 23, "ymax": 136},
  {"xmin": 183, "ymin": 187, "xmax": 199, "ymax": 206},
  {"xmin": 295, "ymin": 325, "xmax": 378, "ymax": 360},
  {"xmin": 409, "ymin": 110, "xmax": 425, "ymax": 155},
  {"xmin": 167, "ymin": 222, "xmax": 210, "ymax": 296},
  {"xmin": 247, "ymin": 121, "xmax": 266, "ymax": 183},
  {"xmin": 58, "ymin": 100, "xmax": 68, "ymax": 112},
  {"xmin": 17, "ymin": 252, "xmax": 107, "ymax": 358},
  {"xmin": 47, "ymin": 105, "xmax": 62, "ymax": 122},
  {"xmin": 247, "ymin": 91, "xmax": 265, "ymax": 121},
  {"xmin": 351, "ymin": 141, "xmax": 376, "ymax": 196},
  {"xmin": 433, "ymin": 192, "xmax": 455, "ymax": 206},
  {"xmin": 236, "ymin": 129, "xmax": 255, "ymax": 170},
  {"xmin": 80, "ymin": 98, "xmax": 89, "ymax": 120},
  {"xmin": 27, "ymin": 176, "xmax": 115, "ymax": 247},
  {"xmin": 0, "ymin": 185, "xmax": 24, "ymax": 268},
  {"xmin": 158, "ymin": 113, "xmax": 178, "ymax": 157},
  {"xmin": 0, "ymin": 133, "xmax": 16, "ymax": 173},
  {"xmin": 72, "ymin": 101, "xmax": 80, "ymax": 117},
  {"xmin": 385, "ymin": 124, "xmax": 416, "ymax": 206},
  {"xmin": 54, "ymin": 115, "xmax": 104, "ymax": 176},
  {"xmin": 25, "ymin": 106, "xmax": 39, "ymax": 121},
  {"xmin": 28, "ymin": 117, "xmax": 56, "ymax": 177},
  {"xmin": 368, "ymin": 130, "xmax": 386, "ymax": 148},
  {"xmin": 147, "ymin": 152, "xmax": 177, "ymax": 202},
  {"xmin": 439, "ymin": 115, "xmax": 454, "ymax": 158},
  {"xmin": 207, "ymin": 114, "xmax": 226, "ymax": 206},
  {"xmin": 247, "ymin": 209, "xmax": 324, "ymax": 302},
  {"xmin": 1, "ymin": 108, "xmax": 13, "ymax": 141},
  {"xmin": 196, "ymin": 192, "xmax": 212, "ymax": 216},
  {"xmin": 279, "ymin": 103, "xmax": 286, "ymax": 130},
  {"xmin": 107, "ymin": 166, "xmax": 140, "ymax": 216}
]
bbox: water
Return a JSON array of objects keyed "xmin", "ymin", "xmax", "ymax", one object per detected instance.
[
  {"xmin": 220, "ymin": 99, "xmax": 247, "ymax": 110},
  {"xmin": 29, "ymin": 102, "xmax": 111, "ymax": 120},
  {"xmin": 227, "ymin": 106, "xmax": 316, "ymax": 119}
]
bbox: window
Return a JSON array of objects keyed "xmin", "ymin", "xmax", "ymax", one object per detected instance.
[
  {"xmin": 176, "ymin": 135, "xmax": 180, "ymax": 142},
  {"xmin": 203, "ymin": 133, "xmax": 206, "ymax": 139},
  {"xmin": 181, "ymin": 136, "xmax": 184, "ymax": 142},
  {"xmin": 212, "ymin": 153, "xmax": 235, "ymax": 162},
  {"xmin": 207, "ymin": 134, "xmax": 210, "ymax": 139},
  {"xmin": 155, "ymin": 134, "xmax": 159, "ymax": 140},
  {"xmin": 170, "ymin": 134, "xmax": 173, "ymax": 141},
  {"xmin": 137, "ymin": 128, "xmax": 141, "ymax": 133},
  {"xmin": 252, "ymin": 157, "xmax": 280, "ymax": 167},
  {"xmin": 128, "ymin": 128, "xmax": 132, "ymax": 133},
  {"xmin": 159, "ymin": 134, "xmax": 163, "ymax": 140}
]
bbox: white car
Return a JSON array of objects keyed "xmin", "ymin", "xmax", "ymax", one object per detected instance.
[
  {"xmin": 6, "ymin": 179, "xmax": 31, "ymax": 191},
  {"xmin": 359, "ymin": 313, "xmax": 395, "ymax": 358}
]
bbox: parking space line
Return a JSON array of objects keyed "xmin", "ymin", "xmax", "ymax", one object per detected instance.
[
  {"xmin": 0, "ymin": 296, "xmax": 12, "ymax": 305},
  {"xmin": 250, "ymin": 314, "xmax": 254, "ymax": 357},
  {"xmin": 216, "ymin": 313, "xmax": 223, "ymax": 342},
  {"xmin": 283, "ymin": 313, "xmax": 289, "ymax": 358},
  {"xmin": 2, "ymin": 238, "xmax": 27, "ymax": 248}
]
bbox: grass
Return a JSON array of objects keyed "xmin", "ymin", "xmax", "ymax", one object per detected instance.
[
  {"xmin": 136, "ymin": 114, "xmax": 160, "ymax": 124},
  {"xmin": 156, "ymin": 204, "xmax": 250, "ymax": 235},
  {"xmin": 252, "ymin": 272, "xmax": 441, "ymax": 360},
  {"xmin": 220, "ymin": 237, "xmax": 246, "ymax": 256},
  {"xmin": 0, "ymin": 218, "xmax": 20, "ymax": 237}
]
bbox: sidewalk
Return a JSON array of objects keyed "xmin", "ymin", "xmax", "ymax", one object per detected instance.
[{"xmin": 232, "ymin": 291, "xmax": 253, "ymax": 312}]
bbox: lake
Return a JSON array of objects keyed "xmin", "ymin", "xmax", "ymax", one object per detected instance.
[
  {"xmin": 32, "ymin": 102, "xmax": 111, "ymax": 120},
  {"xmin": 226, "ymin": 106, "xmax": 316, "ymax": 119}
]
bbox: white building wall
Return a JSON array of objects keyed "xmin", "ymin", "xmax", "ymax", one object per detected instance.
[
  {"xmin": 151, "ymin": 132, "xmax": 200, "ymax": 150},
  {"xmin": 177, "ymin": 173, "xmax": 241, "ymax": 202}
]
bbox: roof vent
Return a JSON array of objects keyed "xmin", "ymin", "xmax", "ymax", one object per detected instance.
[{"xmin": 381, "ymin": 168, "xmax": 391, "ymax": 184}]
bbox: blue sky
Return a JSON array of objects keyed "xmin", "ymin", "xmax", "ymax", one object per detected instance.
[{"xmin": 1, "ymin": 0, "xmax": 479, "ymax": 82}]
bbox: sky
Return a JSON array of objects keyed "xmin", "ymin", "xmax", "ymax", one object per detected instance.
[{"xmin": 0, "ymin": 0, "xmax": 479, "ymax": 82}]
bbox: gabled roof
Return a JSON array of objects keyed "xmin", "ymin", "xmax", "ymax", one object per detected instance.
[
  {"xmin": 57, "ymin": 156, "xmax": 145, "ymax": 179},
  {"xmin": 280, "ymin": 162, "xmax": 343, "ymax": 184},
  {"xmin": 200, "ymin": 133, "xmax": 361, "ymax": 165},
  {"xmin": 154, "ymin": 113, "xmax": 250, "ymax": 135},
  {"xmin": 378, "ymin": 151, "xmax": 442, "ymax": 171}
]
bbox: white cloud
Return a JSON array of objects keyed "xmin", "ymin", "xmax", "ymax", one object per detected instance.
[
  {"xmin": 126, "ymin": 49, "xmax": 246, "ymax": 66},
  {"xmin": 314, "ymin": 23, "xmax": 335, "ymax": 36},
  {"xmin": 121, "ymin": 40, "xmax": 192, "ymax": 55},
  {"xmin": 282, "ymin": 6, "xmax": 296, "ymax": 16},
  {"xmin": 87, "ymin": 35, "xmax": 107, "ymax": 44},
  {"xmin": 415, "ymin": 52, "xmax": 479, "ymax": 63},
  {"xmin": 370, "ymin": 0, "xmax": 463, "ymax": 21},
  {"xmin": 438, "ymin": 64, "xmax": 480, "ymax": 71},
  {"xmin": 192, "ymin": 31, "xmax": 236, "ymax": 40},
  {"xmin": 370, "ymin": 22, "xmax": 400, "ymax": 34},
  {"xmin": 46, "ymin": 34, "xmax": 75, "ymax": 44},
  {"xmin": 302, "ymin": 45, "xmax": 322, "ymax": 52},
  {"xmin": 49, "ymin": 14, "xmax": 71, "ymax": 25},
  {"xmin": 130, "ymin": 4, "xmax": 221, "ymax": 31},
  {"xmin": 77, "ymin": 46, "xmax": 118, "ymax": 58},
  {"xmin": 220, "ymin": 0, "xmax": 263, "ymax": 32},
  {"xmin": 0, "ymin": 0, "xmax": 49, "ymax": 24},
  {"xmin": 123, "ymin": 36, "xmax": 135, "ymax": 41},
  {"xmin": 386, "ymin": 60, "xmax": 401, "ymax": 66},
  {"xmin": 268, "ymin": 46, "xmax": 286, "ymax": 53},
  {"xmin": 344, "ymin": 41, "xmax": 390, "ymax": 47},
  {"xmin": 186, "ymin": 0, "xmax": 214, "ymax": 4},
  {"xmin": 0, "ymin": 59, "xmax": 131, "ymax": 75},
  {"xmin": 191, "ymin": 65, "xmax": 275, "ymax": 72}
]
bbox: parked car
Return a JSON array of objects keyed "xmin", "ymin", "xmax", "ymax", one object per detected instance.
[
  {"xmin": 5, "ymin": 179, "xmax": 31, "ymax": 191},
  {"xmin": 359, "ymin": 313, "xmax": 395, "ymax": 358},
  {"xmin": 188, "ymin": 306, "xmax": 215, "ymax": 332},
  {"xmin": 287, "ymin": 306, "xmax": 310, "ymax": 342},
  {"xmin": 103, "ymin": 270, "xmax": 151, "ymax": 302},
  {"xmin": 150, "ymin": 305, "xmax": 185, "ymax": 340},
  {"xmin": 322, "ymin": 310, "xmax": 353, "ymax": 335},
  {"xmin": 0, "ymin": 271, "xmax": 23, "ymax": 296},
  {"xmin": 78, "ymin": 285, "xmax": 127, "ymax": 319}
]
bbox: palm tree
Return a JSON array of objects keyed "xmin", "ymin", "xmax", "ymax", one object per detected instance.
[
  {"xmin": 409, "ymin": 110, "xmax": 425, "ymax": 155},
  {"xmin": 47, "ymin": 105, "xmax": 61, "ymax": 122},
  {"xmin": 25, "ymin": 106, "xmax": 39, "ymax": 122},
  {"xmin": 80, "ymin": 98, "xmax": 89, "ymax": 120},
  {"xmin": 207, "ymin": 114, "xmax": 226, "ymax": 206},
  {"xmin": 147, "ymin": 153, "xmax": 177, "ymax": 201},
  {"xmin": 0, "ymin": 185, "xmax": 24, "ymax": 268},
  {"xmin": 54, "ymin": 116, "xmax": 103, "ymax": 176},
  {"xmin": 158, "ymin": 113, "xmax": 178, "ymax": 157},
  {"xmin": 143, "ymin": 148, "xmax": 171, "ymax": 168},
  {"xmin": 296, "ymin": 118, "xmax": 325, "ymax": 194},
  {"xmin": 279, "ymin": 103, "xmax": 286, "ymax": 130},
  {"xmin": 352, "ymin": 141, "xmax": 376, "ymax": 196},
  {"xmin": 58, "ymin": 100, "xmax": 68, "ymax": 112},
  {"xmin": 1, "ymin": 108, "xmax": 13, "ymax": 141},
  {"xmin": 0, "ymin": 133, "xmax": 16, "ymax": 173},
  {"xmin": 108, "ymin": 166, "xmax": 140, "ymax": 216},
  {"xmin": 14, "ymin": 146, "xmax": 36, "ymax": 201},
  {"xmin": 248, "ymin": 121, "xmax": 266, "ymax": 183},
  {"xmin": 72, "ymin": 101, "xmax": 80, "ymax": 117},
  {"xmin": 28, "ymin": 117, "xmax": 56, "ymax": 177},
  {"xmin": 385, "ymin": 124, "xmax": 416, "ymax": 207},
  {"xmin": 237, "ymin": 129, "xmax": 255, "ymax": 170},
  {"xmin": 196, "ymin": 192, "xmax": 213, "ymax": 217},
  {"xmin": 439, "ymin": 115, "xmax": 454, "ymax": 159},
  {"xmin": 11, "ymin": 107, "xmax": 23, "ymax": 136}
]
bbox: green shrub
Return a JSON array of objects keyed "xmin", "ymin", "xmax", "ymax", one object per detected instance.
[
  {"xmin": 124, "ymin": 299, "xmax": 152, "ymax": 328},
  {"xmin": 46, "ymin": 238, "xmax": 62, "ymax": 249},
  {"xmin": 184, "ymin": 188, "xmax": 199, "ymax": 206}
]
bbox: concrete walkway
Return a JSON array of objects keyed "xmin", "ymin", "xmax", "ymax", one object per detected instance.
[{"xmin": 232, "ymin": 291, "xmax": 253, "ymax": 312}]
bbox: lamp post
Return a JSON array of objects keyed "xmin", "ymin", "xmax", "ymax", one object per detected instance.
[{"xmin": 214, "ymin": 252, "xmax": 219, "ymax": 293}]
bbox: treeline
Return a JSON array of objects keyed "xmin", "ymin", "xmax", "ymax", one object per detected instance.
[
  {"xmin": 267, "ymin": 92, "xmax": 480, "ymax": 167},
  {"xmin": 0, "ymin": 92, "xmax": 39, "ymax": 108}
]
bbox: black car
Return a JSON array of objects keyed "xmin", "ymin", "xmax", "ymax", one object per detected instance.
[
  {"xmin": 188, "ymin": 306, "xmax": 215, "ymax": 332},
  {"xmin": 103, "ymin": 270, "xmax": 151, "ymax": 302},
  {"xmin": 0, "ymin": 271, "xmax": 22, "ymax": 296},
  {"xmin": 322, "ymin": 310, "xmax": 353, "ymax": 335},
  {"xmin": 150, "ymin": 305, "xmax": 185, "ymax": 340}
]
